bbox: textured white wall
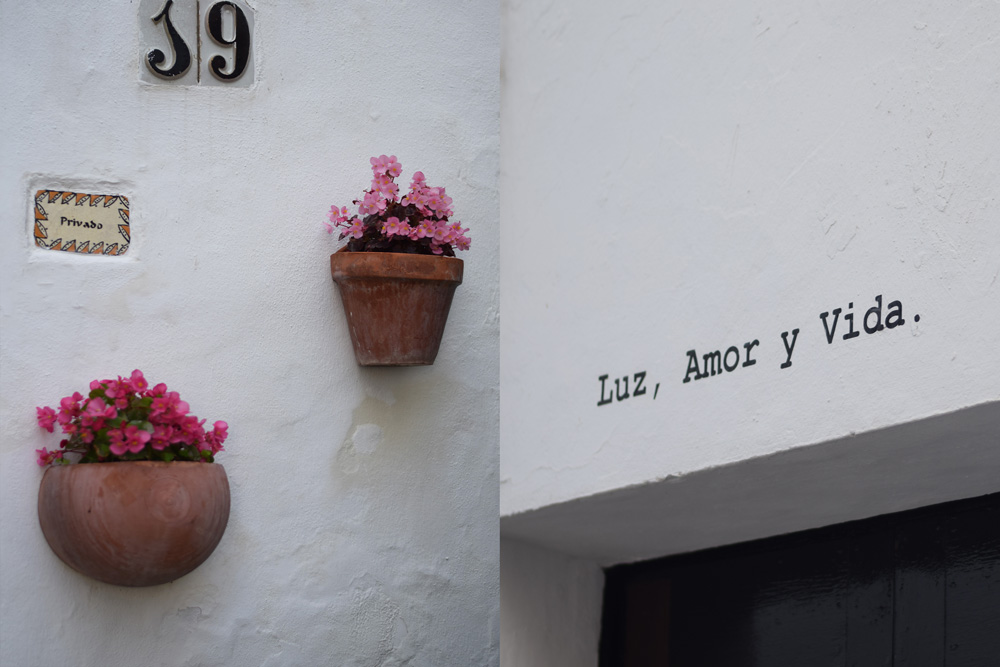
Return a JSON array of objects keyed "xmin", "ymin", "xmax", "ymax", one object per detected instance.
[
  {"xmin": 0, "ymin": 1, "xmax": 499, "ymax": 665},
  {"xmin": 501, "ymin": 0, "xmax": 1000, "ymax": 517},
  {"xmin": 500, "ymin": 1, "xmax": 998, "ymax": 663},
  {"xmin": 499, "ymin": 539, "xmax": 603, "ymax": 667}
]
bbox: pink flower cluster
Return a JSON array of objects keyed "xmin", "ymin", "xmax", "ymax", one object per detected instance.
[
  {"xmin": 35, "ymin": 370, "xmax": 228, "ymax": 466},
  {"xmin": 325, "ymin": 156, "xmax": 471, "ymax": 256}
]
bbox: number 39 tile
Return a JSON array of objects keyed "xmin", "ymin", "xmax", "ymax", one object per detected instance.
[{"xmin": 139, "ymin": 0, "xmax": 255, "ymax": 87}]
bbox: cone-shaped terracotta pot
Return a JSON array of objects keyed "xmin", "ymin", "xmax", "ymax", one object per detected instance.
[
  {"xmin": 38, "ymin": 461, "xmax": 230, "ymax": 587},
  {"xmin": 330, "ymin": 251, "xmax": 463, "ymax": 366}
]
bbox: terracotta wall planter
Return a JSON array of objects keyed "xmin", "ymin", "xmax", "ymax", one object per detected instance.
[
  {"xmin": 330, "ymin": 251, "xmax": 463, "ymax": 366},
  {"xmin": 37, "ymin": 461, "xmax": 230, "ymax": 587}
]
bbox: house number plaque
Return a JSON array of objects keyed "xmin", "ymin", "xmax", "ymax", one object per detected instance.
[{"xmin": 139, "ymin": 0, "xmax": 255, "ymax": 87}]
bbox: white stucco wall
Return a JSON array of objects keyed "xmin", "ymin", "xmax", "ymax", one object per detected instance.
[
  {"xmin": 499, "ymin": 538, "xmax": 603, "ymax": 667},
  {"xmin": 500, "ymin": 0, "xmax": 998, "ymax": 663},
  {"xmin": 501, "ymin": 0, "xmax": 1000, "ymax": 518},
  {"xmin": 0, "ymin": 2, "xmax": 499, "ymax": 666}
]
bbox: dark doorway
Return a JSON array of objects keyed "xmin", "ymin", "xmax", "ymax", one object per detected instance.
[{"xmin": 600, "ymin": 493, "xmax": 1000, "ymax": 666}]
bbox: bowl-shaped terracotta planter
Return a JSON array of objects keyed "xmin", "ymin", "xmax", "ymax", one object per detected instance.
[
  {"xmin": 330, "ymin": 251, "xmax": 463, "ymax": 366},
  {"xmin": 38, "ymin": 461, "xmax": 230, "ymax": 587}
]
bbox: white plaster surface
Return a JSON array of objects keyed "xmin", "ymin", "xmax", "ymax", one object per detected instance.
[
  {"xmin": 499, "ymin": 5, "xmax": 999, "ymax": 663},
  {"xmin": 500, "ymin": 0, "xmax": 1000, "ymax": 518},
  {"xmin": 502, "ymin": 402, "xmax": 1000, "ymax": 566},
  {"xmin": 0, "ymin": 1, "xmax": 499, "ymax": 665},
  {"xmin": 499, "ymin": 538, "xmax": 603, "ymax": 667}
]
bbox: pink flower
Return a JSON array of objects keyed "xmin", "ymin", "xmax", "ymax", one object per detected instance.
[
  {"xmin": 36, "ymin": 406, "xmax": 57, "ymax": 433},
  {"xmin": 382, "ymin": 217, "xmax": 405, "ymax": 237},
  {"xmin": 103, "ymin": 380, "xmax": 132, "ymax": 410},
  {"xmin": 419, "ymin": 187, "xmax": 453, "ymax": 217},
  {"xmin": 84, "ymin": 398, "xmax": 116, "ymax": 419},
  {"xmin": 126, "ymin": 425, "xmax": 151, "ymax": 452},
  {"xmin": 328, "ymin": 205, "xmax": 350, "ymax": 223},
  {"xmin": 326, "ymin": 158, "xmax": 469, "ymax": 255},
  {"xmin": 82, "ymin": 398, "xmax": 103, "ymax": 418},
  {"xmin": 60, "ymin": 393, "xmax": 83, "ymax": 412},
  {"xmin": 358, "ymin": 191, "xmax": 387, "ymax": 216},
  {"xmin": 151, "ymin": 391, "xmax": 189, "ymax": 420},
  {"xmin": 35, "ymin": 448, "xmax": 63, "ymax": 467},
  {"xmin": 107, "ymin": 430, "xmax": 126, "ymax": 455},
  {"xmin": 80, "ymin": 397, "xmax": 115, "ymax": 430},
  {"xmin": 447, "ymin": 222, "xmax": 471, "ymax": 251},
  {"xmin": 173, "ymin": 415, "xmax": 205, "ymax": 446},
  {"xmin": 370, "ymin": 155, "xmax": 389, "ymax": 175},
  {"xmin": 150, "ymin": 397, "xmax": 168, "ymax": 417},
  {"xmin": 34, "ymin": 371, "xmax": 227, "ymax": 465},
  {"xmin": 431, "ymin": 223, "xmax": 450, "ymax": 242},
  {"xmin": 346, "ymin": 219, "xmax": 365, "ymax": 239},
  {"xmin": 370, "ymin": 155, "xmax": 402, "ymax": 178},
  {"xmin": 371, "ymin": 174, "xmax": 399, "ymax": 200},
  {"xmin": 150, "ymin": 424, "xmax": 177, "ymax": 450},
  {"xmin": 204, "ymin": 420, "xmax": 229, "ymax": 454},
  {"xmin": 129, "ymin": 369, "xmax": 148, "ymax": 392},
  {"xmin": 323, "ymin": 221, "xmax": 334, "ymax": 234},
  {"xmin": 109, "ymin": 424, "xmax": 151, "ymax": 456},
  {"xmin": 412, "ymin": 221, "xmax": 435, "ymax": 239}
]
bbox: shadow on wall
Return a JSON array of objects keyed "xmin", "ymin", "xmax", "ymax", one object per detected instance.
[{"xmin": 500, "ymin": 401, "xmax": 1000, "ymax": 566}]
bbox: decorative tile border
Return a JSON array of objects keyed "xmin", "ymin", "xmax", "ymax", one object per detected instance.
[{"xmin": 33, "ymin": 190, "xmax": 131, "ymax": 256}]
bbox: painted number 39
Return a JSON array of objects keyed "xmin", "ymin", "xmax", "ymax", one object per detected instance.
[{"xmin": 147, "ymin": 0, "xmax": 251, "ymax": 81}]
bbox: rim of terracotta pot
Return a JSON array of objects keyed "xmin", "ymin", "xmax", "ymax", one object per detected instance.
[
  {"xmin": 38, "ymin": 460, "xmax": 230, "ymax": 587},
  {"xmin": 330, "ymin": 249, "xmax": 463, "ymax": 284}
]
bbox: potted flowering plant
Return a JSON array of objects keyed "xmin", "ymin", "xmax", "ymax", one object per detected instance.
[
  {"xmin": 34, "ymin": 370, "xmax": 230, "ymax": 587},
  {"xmin": 326, "ymin": 155, "xmax": 470, "ymax": 366}
]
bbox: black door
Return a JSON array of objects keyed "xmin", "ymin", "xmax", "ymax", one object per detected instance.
[{"xmin": 600, "ymin": 493, "xmax": 1000, "ymax": 666}]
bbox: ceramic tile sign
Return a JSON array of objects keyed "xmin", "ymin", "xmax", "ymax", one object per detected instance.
[
  {"xmin": 32, "ymin": 190, "xmax": 130, "ymax": 256},
  {"xmin": 139, "ymin": 0, "xmax": 255, "ymax": 87}
]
